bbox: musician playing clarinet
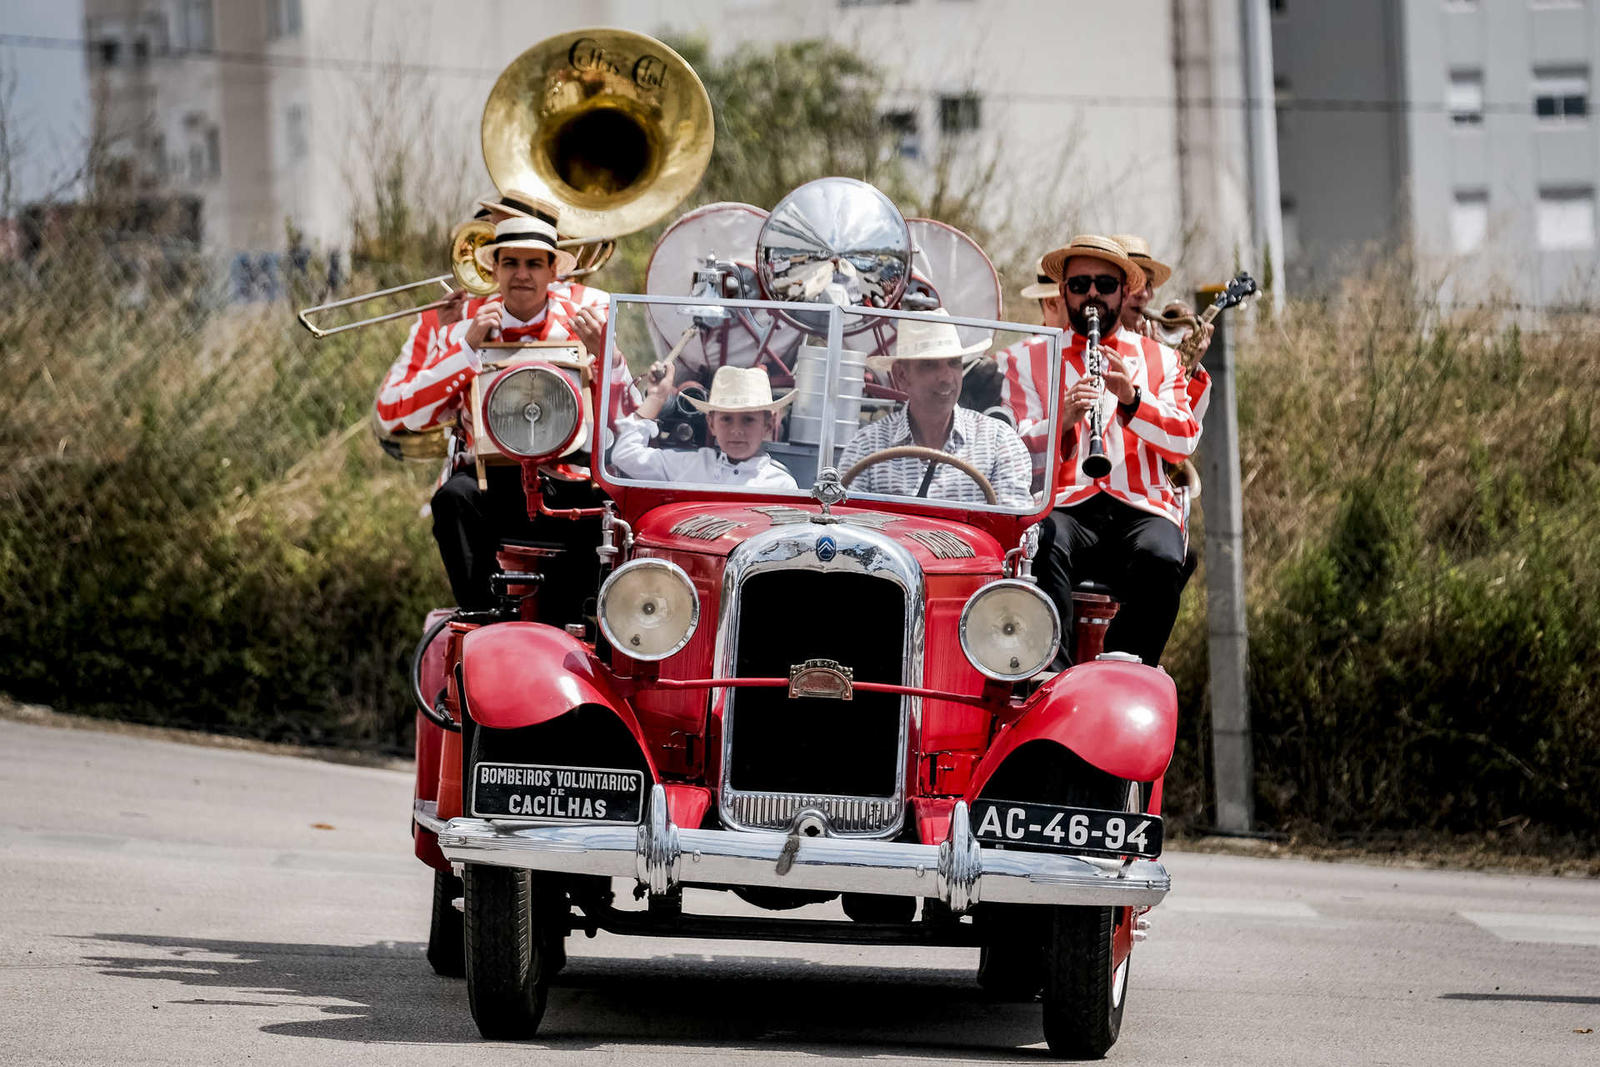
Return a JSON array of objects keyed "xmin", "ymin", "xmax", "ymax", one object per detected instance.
[{"xmin": 1035, "ymin": 235, "xmax": 1200, "ymax": 668}]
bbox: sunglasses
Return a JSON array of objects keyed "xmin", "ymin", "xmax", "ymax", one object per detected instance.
[{"xmin": 1064, "ymin": 274, "xmax": 1121, "ymax": 296}]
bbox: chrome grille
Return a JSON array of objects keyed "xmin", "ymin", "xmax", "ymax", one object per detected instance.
[
  {"xmin": 716, "ymin": 523, "xmax": 924, "ymax": 840},
  {"xmin": 723, "ymin": 793, "xmax": 901, "ymax": 834}
]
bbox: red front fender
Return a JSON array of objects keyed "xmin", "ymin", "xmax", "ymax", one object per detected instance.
[
  {"xmin": 969, "ymin": 661, "xmax": 1179, "ymax": 794},
  {"xmin": 459, "ymin": 624, "xmax": 654, "ymax": 774}
]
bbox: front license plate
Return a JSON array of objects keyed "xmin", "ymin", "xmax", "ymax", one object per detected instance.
[
  {"xmin": 471, "ymin": 762, "xmax": 645, "ymax": 823},
  {"xmin": 970, "ymin": 799, "xmax": 1163, "ymax": 858}
]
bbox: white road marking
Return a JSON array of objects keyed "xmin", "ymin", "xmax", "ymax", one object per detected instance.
[
  {"xmin": 1160, "ymin": 897, "xmax": 1320, "ymax": 919},
  {"xmin": 1459, "ymin": 911, "xmax": 1600, "ymax": 947}
]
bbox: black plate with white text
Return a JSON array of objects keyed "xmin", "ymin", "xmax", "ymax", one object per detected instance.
[
  {"xmin": 970, "ymin": 798, "xmax": 1163, "ymax": 858},
  {"xmin": 472, "ymin": 762, "xmax": 646, "ymax": 823}
]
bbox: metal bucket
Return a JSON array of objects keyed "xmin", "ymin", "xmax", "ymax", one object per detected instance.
[{"xmin": 787, "ymin": 342, "xmax": 868, "ymax": 447}]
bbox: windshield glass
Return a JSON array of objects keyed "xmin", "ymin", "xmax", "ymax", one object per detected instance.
[{"xmin": 599, "ymin": 296, "xmax": 1061, "ymax": 516}]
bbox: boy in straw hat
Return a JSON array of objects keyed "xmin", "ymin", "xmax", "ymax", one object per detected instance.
[
  {"xmin": 1034, "ymin": 234, "xmax": 1201, "ymax": 667},
  {"xmin": 838, "ymin": 309, "xmax": 1032, "ymax": 507},
  {"xmin": 375, "ymin": 207, "xmax": 613, "ymax": 615},
  {"xmin": 609, "ymin": 364, "xmax": 798, "ymax": 490}
]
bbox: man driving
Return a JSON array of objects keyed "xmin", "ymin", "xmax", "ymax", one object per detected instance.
[{"xmin": 839, "ymin": 310, "xmax": 1032, "ymax": 508}]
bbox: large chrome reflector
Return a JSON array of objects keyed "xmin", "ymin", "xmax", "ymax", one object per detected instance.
[
  {"xmin": 755, "ymin": 177, "xmax": 912, "ymax": 333},
  {"xmin": 482, "ymin": 365, "xmax": 582, "ymax": 459}
]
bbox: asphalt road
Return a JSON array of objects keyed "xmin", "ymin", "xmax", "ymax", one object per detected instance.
[{"xmin": 1, "ymin": 716, "xmax": 1595, "ymax": 1065}]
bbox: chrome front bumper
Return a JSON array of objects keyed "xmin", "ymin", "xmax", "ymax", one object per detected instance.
[{"xmin": 428, "ymin": 786, "xmax": 1169, "ymax": 915}]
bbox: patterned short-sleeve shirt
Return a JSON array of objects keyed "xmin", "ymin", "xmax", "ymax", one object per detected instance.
[{"xmin": 837, "ymin": 405, "xmax": 1034, "ymax": 507}]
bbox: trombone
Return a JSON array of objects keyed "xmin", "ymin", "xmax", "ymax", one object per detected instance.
[{"xmin": 296, "ymin": 219, "xmax": 499, "ymax": 339}]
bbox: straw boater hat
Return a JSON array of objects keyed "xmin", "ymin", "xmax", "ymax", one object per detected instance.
[
  {"xmin": 1040, "ymin": 234, "xmax": 1145, "ymax": 292},
  {"xmin": 684, "ymin": 366, "xmax": 796, "ymax": 414},
  {"xmin": 1110, "ymin": 233, "xmax": 1173, "ymax": 289},
  {"xmin": 866, "ymin": 307, "xmax": 993, "ymax": 373},
  {"xmin": 475, "ymin": 214, "xmax": 578, "ymax": 276},
  {"xmin": 1018, "ymin": 256, "xmax": 1057, "ymax": 301},
  {"xmin": 473, "ymin": 189, "xmax": 561, "ymax": 224}
]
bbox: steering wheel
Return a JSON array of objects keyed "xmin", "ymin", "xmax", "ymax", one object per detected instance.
[{"xmin": 840, "ymin": 445, "xmax": 997, "ymax": 505}]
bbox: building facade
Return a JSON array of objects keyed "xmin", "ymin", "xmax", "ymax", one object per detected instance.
[
  {"xmin": 1274, "ymin": 0, "xmax": 1600, "ymax": 305},
  {"xmin": 79, "ymin": 0, "xmax": 1268, "ymax": 301}
]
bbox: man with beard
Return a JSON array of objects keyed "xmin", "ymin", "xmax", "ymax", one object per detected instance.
[{"xmin": 1036, "ymin": 235, "xmax": 1200, "ymax": 667}]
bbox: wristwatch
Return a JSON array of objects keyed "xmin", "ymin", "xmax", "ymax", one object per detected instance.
[{"xmin": 1119, "ymin": 385, "xmax": 1142, "ymax": 416}]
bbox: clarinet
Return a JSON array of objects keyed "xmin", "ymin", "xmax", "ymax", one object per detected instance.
[{"xmin": 1080, "ymin": 306, "xmax": 1112, "ymax": 479}]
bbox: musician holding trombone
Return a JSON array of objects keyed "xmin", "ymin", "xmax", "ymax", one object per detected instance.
[
  {"xmin": 1035, "ymin": 235, "xmax": 1201, "ymax": 668},
  {"xmin": 373, "ymin": 205, "xmax": 611, "ymax": 615}
]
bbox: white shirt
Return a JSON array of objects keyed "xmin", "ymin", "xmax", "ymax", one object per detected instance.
[
  {"xmin": 837, "ymin": 405, "xmax": 1034, "ymax": 507},
  {"xmin": 608, "ymin": 415, "xmax": 798, "ymax": 490}
]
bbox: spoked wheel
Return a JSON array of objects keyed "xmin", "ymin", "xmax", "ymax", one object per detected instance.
[
  {"xmin": 1041, "ymin": 904, "xmax": 1131, "ymax": 1059},
  {"xmin": 463, "ymin": 864, "xmax": 566, "ymax": 1040},
  {"xmin": 426, "ymin": 868, "xmax": 465, "ymax": 978}
]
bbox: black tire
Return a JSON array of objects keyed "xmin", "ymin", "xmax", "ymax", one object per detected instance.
[
  {"xmin": 426, "ymin": 868, "xmax": 465, "ymax": 979},
  {"xmin": 841, "ymin": 893, "xmax": 916, "ymax": 924},
  {"xmin": 976, "ymin": 903, "xmax": 1046, "ymax": 1001},
  {"xmin": 463, "ymin": 863, "xmax": 559, "ymax": 1040},
  {"xmin": 1041, "ymin": 905, "xmax": 1130, "ymax": 1059}
]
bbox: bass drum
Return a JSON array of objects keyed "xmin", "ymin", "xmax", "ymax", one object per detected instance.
[
  {"xmin": 904, "ymin": 217, "xmax": 1002, "ymax": 350},
  {"xmin": 840, "ymin": 217, "xmax": 1002, "ymax": 366},
  {"xmin": 643, "ymin": 202, "xmax": 804, "ymax": 385}
]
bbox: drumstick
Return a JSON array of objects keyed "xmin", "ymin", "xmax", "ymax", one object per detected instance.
[{"xmin": 631, "ymin": 325, "xmax": 698, "ymax": 389}]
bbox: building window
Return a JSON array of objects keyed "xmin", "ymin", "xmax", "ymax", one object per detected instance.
[
  {"xmin": 181, "ymin": 1, "xmax": 215, "ymax": 52},
  {"xmin": 1451, "ymin": 191, "xmax": 1488, "ymax": 252},
  {"xmin": 939, "ymin": 93, "xmax": 981, "ymax": 135},
  {"xmin": 1533, "ymin": 67, "xmax": 1588, "ymax": 121},
  {"xmin": 285, "ymin": 105, "xmax": 309, "ymax": 162},
  {"xmin": 268, "ymin": 0, "xmax": 303, "ymax": 39},
  {"xmin": 1280, "ymin": 197, "xmax": 1299, "ymax": 262},
  {"xmin": 1537, "ymin": 187, "xmax": 1594, "ymax": 249},
  {"xmin": 1449, "ymin": 70, "xmax": 1483, "ymax": 126},
  {"xmin": 1274, "ymin": 75, "xmax": 1292, "ymax": 140},
  {"xmin": 881, "ymin": 110, "xmax": 920, "ymax": 160}
]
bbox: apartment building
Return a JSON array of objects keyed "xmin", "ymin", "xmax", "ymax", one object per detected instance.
[
  {"xmin": 79, "ymin": 0, "xmax": 1269, "ymax": 297},
  {"xmin": 1274, "ymin": 0, "xmax": 1600, "ymax": 304}
]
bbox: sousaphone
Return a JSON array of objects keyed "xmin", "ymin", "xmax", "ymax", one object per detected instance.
[{"xmin": 481, "ymin": 29, "xmax": 715, "ymax": 258}]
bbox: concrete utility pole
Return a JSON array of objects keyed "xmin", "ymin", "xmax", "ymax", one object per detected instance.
[
  {"xmin": 1197, "ymin": 287, "xmax": 1255, "ymax": 833},
  {"xmin": 1241, "ymin": 0, "xmax": 1286, "ymax": 310}
]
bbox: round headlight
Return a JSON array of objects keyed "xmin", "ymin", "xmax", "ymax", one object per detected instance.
[
  {"xmin": 598, "ymin": 559, "xmax": 700, "ymax": 661},
  {"xmin": 482, "ymin": 365, "xmax": 582, "ymax": 459},
  {"xmin": 959, "ymin": 580, "xmax": 1060, "ymax": 682}
]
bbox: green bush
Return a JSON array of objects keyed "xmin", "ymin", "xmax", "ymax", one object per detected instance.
[{"xmin": 1162, "ymin": 275, "xmax": 1600, "ymax": 845}]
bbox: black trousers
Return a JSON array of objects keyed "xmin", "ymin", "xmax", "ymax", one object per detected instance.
[
  {"xmin": 1038, "ymin": 494, "xmax": 1187, "ymax": 667},
  {"xmin": 430, "ymin": 465, "xmax": 604, "ymax": 620}
]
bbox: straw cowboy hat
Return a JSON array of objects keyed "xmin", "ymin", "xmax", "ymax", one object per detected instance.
[
  {"xmin": 473, "ymin": 189, "xmax": 561, "ymax": 224},
  {"xmin": 1018, "ymin": 256, "xmax": 1058, "ymax": 301},
  {"xmin": 867, "ymin": 307, "xmax": 993, "ymax": 373},
  {"xmin": 684, "ymin": 365, "xmax": 797, "ymax": 414},
  {"xmin": 475, "ymin": 214, "xmax": 578, "ymax": 276},
  {"xmin": 1040, "ymin": 234, "xmax": 1145, "ymax": 292},
  {"xmin": 1110, "ymin": 233, "xmax": 1173, "ymax": 289}
]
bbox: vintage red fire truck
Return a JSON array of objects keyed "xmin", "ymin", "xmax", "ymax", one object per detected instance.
[{"xmin": 406, "ymin": 286, "xmax": 1177, "ymax": 1058}]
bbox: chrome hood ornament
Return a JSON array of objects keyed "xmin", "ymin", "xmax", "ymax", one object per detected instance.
[{"xmin": 811, "ymin": 466, "xmax": 849, "ymax": 521}]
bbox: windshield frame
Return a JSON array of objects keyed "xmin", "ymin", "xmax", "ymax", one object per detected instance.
[{"xmin": 597, "ymin": 294, "xmax": 1062, "ymax": 521}]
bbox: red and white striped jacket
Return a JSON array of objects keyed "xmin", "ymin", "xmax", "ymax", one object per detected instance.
[
  {"xmin": 373, "ymin": 281, "xmax": 612, "ymax": 444},
  {"xmin": 1054, "ymin": 326, "xmax": 1200, "ymax": 526}
]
